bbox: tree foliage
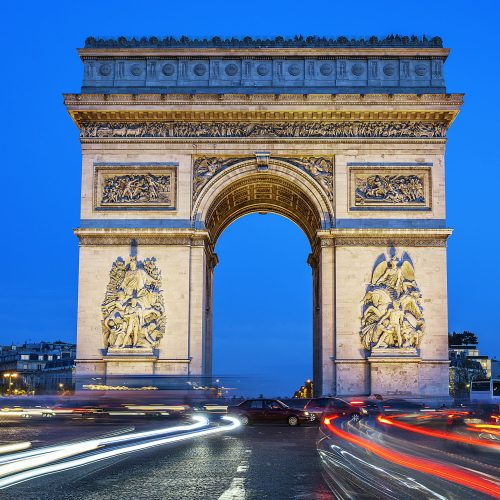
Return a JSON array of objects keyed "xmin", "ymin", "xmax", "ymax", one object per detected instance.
[{"xmin": 448, "ymin": 331, "xmax": 478, "ymax": 346}]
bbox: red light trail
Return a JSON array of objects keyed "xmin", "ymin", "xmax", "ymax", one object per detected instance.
[
  {"xmin": 376, "ymin": 415, "xmax": 500, "ymax": 449},
  {"xmin": 324, "ymin": 416, "xmax": 500, "ymax": 498}
]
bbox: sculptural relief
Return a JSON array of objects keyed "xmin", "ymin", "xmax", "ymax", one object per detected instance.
[
  {"xmin": 192, "ymin": 156, "xmax": 333, "ymax": 204},
  {"xmin": 102, "ymin": 255, "xmax": 165, "ymax": 350},
  {"xmin": 276, "ymin": 156, "xmax": 334, "ymax": 201},
  {"xmin": 350, "ymin": 169, "xmax": 430, "ymax": 210},
  {"xmin": 360, "ymin": 251, "xmax": 424, "ymax": 351},
  {"xmin": 102, "ymin": 173, "xmax": 171, "ymax": 204},
  {"xmin": 81, "ymin": 120, "xmax": 447, "ymax": 139},
  {"xmin": 94, "ymin": 166, "xmax": 176, "ymax": 210},
  {"xmin": 192, "ymin": 157, "xmax": 251, "ymax": 201}
]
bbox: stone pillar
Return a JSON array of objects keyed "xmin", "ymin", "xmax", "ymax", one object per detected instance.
[{"xmin": 319, "ymin": 240, "xmax": 335, "ymax": 395}]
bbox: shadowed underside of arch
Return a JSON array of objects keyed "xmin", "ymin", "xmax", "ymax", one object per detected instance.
[{"xmin": 204, "ymin": 173, "xmax": 324, "ymax": 246}]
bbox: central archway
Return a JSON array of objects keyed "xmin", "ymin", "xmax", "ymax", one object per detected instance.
[
  {"xmin": 193, "ymin": 157, "xmax": 334, "ymax": 395},
  {"xmin": 213, "ymin": 213, "xmax": 312, "ymax": 396}
]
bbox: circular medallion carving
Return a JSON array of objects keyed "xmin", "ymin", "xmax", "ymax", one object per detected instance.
[
  {"xmin": 288, "ymin": 64, "xmax": 301, "ymax": 76},
  {"xmin": 193, "ymin": 63, "xmax": 207, "ymax": 76},
  {"xmin": 319, "ymin": 63, "xmax": 333, "ymax": 76},
  {"xmin": 383, "ymin": 64, "xmax": 395, "ymax": 76},
  {"xmin": 225, "ymin": 63, "xmax": 238, "ymax": 76},
  {"xmin": 415, "ymin": 63, "xmax": 427, "ymax": 76},
  {"xmin": 256, "ymin": 64, "xmax": 269, "ymax": 76},
  {"xmin": 162, "ymin": 63, "xmax": 175, "ymax": 76},
  {"xmin": 99, "ymin": 63, "xmax": 112, "ymax": 77},
  {"xmin": 130, "ymin": 64, "xmax": 143, "ymax": 76},
  {"xmin": 351, "ymin": 63, "xmax": 364, "ymax": 76}
]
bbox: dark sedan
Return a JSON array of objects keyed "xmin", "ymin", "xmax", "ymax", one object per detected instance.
[
  {"xmin": 228, "ymin": 399, "xmax": 312, "ymax": 426},
  {"xmin": 305, "ymin": 397, "xmax": 368, "ymax": 422}
]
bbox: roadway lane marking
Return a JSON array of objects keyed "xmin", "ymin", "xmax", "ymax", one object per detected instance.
[
  {"xmin": 218, "ymin": 449, "xmax": 251, "ymax": 499},
  {"xmin": 218, "ymin": 477, "xmax": 245, "ymax": 499}
]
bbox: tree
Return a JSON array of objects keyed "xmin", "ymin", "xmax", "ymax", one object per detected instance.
[{"xmin": 448, "ymin": 331, "xmax": 478, "ymax": 346}]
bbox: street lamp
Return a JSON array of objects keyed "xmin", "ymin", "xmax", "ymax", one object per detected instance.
[{"xmin": 3, "ymin": 372, "xmax": 19, "ymax": 396}]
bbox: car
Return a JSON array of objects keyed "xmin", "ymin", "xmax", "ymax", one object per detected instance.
[
  {"xmin": 305, "ymin": 397, "xmax": 368, "ymax": 422},
  {"xmin": 381, "ymin": 398, "xmax": 429, "ymax": 414},
  {"xmin": 303, "ymin": 397, "xmax": 333, "ymax": 420},
  {"xmin": 228, "ymin": 399, "xmax": 312, "ymax": 426}
]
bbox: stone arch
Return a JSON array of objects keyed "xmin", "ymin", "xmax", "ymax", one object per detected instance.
[{"xmin": 193, "ymin": 158, "xmax": 334, "ymax": 246}]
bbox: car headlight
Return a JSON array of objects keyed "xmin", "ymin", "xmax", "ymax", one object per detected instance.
[
  {"xmin": 361, "ymin": 408, "xmax": 368, "ymax": 415},
  {"xmin": 303, "ymin": 411, "xmax": 310, "ymax": 416}
]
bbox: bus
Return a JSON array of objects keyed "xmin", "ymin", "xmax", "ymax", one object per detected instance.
[{"xmin": 470, "ymin": 379, "xmax": 500, "ymax": 402}]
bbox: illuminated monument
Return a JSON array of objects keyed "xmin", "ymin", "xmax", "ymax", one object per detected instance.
[{"xmin": 66, "ymin": 35, "xmax": 462, "ymax": 396}]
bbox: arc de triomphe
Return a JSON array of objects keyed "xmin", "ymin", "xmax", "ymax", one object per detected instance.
[{"xmin": 66, "ymin": 35, "xmax": 462, "ymax": 397}]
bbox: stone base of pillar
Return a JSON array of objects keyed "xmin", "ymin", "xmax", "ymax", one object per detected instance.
[{"xmin": 368, "ymin": 351, "xmax": 421, "ymax": 396}]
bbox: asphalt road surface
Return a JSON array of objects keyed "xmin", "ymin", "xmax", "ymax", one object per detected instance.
[{"xmin": 2, "ymin": 418, "xmax": 333, "ymax": 499}]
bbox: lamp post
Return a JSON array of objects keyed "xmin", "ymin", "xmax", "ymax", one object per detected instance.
[{"xmin": 3, "ymin": 372, "xmax": 18, "ymax": 396}]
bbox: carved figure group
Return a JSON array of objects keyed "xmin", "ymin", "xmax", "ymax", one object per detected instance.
[
  {"xmin": 82, "ymin": 121, "xmax": 447, "ymax": 139},
  {"xmin": 360, "ymin": 251, "xmax": 425, "ymax": 350},
  {"xmin": 355, "ymin": 174, "xmax": 425, "ymax": 205},
  {"xmin": 102, "ymin": 256, "xmax": 165, "ymax": 349},
  {"xmin": 101, "ymin": 173, "xmax": 171, "ymax": 204},
  {"xmin": 191, "ymin": 156, "xmax": 334, "ymax": 204},
  {"xmin": 297, "ymin": 157, "xmax": 334, "ymax": 200}
]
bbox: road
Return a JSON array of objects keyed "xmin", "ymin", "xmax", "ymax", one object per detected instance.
[
  {"xmin": 1, "ymin": 413, "xmax": 498, "ymax": 499},
  {"xmin": 1, "ymin": 418, "xmax": 332, "ymax": 499}
]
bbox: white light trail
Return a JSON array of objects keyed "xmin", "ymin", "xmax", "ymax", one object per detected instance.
[
  {"xmin": 0, "ymin": 416, "xmax": 209, "ymax": 473},
  {"xmin": 0, "ymin": 416, "xmax": 240, "ymax": 489},
  {"xmin": 0, "ymin": 443, "xmax": 31, "ymax": 455}
]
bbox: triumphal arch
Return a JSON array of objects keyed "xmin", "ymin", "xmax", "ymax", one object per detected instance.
[{"xmin": 66, "ymin": 35, "xmax": 462, "ymax": 397}]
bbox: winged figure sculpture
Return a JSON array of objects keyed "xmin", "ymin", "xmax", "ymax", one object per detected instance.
[{"xmin": 360, "ymin": 251, "xmax": 424, "ymax": 351}]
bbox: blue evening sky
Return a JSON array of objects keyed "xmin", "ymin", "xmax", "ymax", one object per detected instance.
[{"xmin": 2, "ymin": 0, "xmax": 499, "ymax": 396}]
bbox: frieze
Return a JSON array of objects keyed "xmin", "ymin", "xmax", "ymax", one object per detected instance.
[
  {"xmin": 81, "ymin": 121, "xmax": 447, "ymax": 139},
  {"xmin": 94, "ymin": 165, "xmax": 176, "ymax": 211},
  {"xmin": 350, "ymin": 168, "xmax": 431, "ymax": 210}
]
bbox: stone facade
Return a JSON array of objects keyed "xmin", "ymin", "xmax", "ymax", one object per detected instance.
[{"xmin": 67, "ymin": 36, "xmax": 462, "ymax": 397}]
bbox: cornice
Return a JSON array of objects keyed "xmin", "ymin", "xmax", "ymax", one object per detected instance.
[
  {"xmin": 68, "ymin": 109, "xmax": 457, "ymax": 125},
  {"xmin": 64, "ymin": 93, "xmax": 463, "ymax": 129},
  {"xmin": 316, "ymin": 228, "xmax": 452, "ymax": 247},
  {"xmin": 65, "ymin": 92, "xmax": 463, "ymax": 108},
  {"xmin": 78, "ymin": 48, "xmax": 449, "ymax": 59},
  {"xmin": 74, "ymin": 227, "xmax": 211, "ymax": 246},
  {"xmin": 79, "ymin": 137, "xmax": 447, "ymax": 145}
]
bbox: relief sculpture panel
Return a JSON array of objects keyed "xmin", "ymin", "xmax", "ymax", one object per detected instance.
[
  {"xmin": 360, "ymin": 250, "xmax": 425, "ymax": 351},
  {"xmin": 350, "ymin": 168, "xmax": 431, "ymax": 210},
  {"xmin": 82, "ymin": 121, "xmax": 447, "ymax": 139},
  {"xmin": 102, "ymin": 255, "xmax": 166, "ymax": 351},
  {"xmin": 94, "ymin": 165, "xmax": 177, "ymax": 210}
]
